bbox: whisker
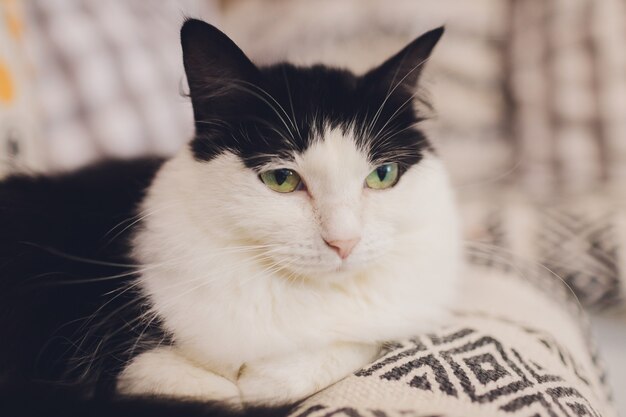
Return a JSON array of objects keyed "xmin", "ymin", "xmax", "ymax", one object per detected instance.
[
  {"xmin": 282, "ymin": 66, "xmax": 302, "ymax": 141},
  {"xmin": 364, "ymin": 57, "xmax": 431, "ymax": 141},
  {"xmin": 464, "ymin": 242, "xmax": 585, "ymax": 313}
]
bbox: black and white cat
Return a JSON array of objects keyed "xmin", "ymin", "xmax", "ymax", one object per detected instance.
[{"xmin": 0, "ymin": 19, "xmax": 460, "ymax": 415}]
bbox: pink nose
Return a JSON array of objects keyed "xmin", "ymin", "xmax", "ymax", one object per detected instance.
[{"xmin": 324, "ymin": 238, "xmax": 360, "ymax": 259}]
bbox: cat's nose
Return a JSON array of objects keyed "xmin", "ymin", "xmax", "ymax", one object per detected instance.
[{"xmin": 324, "ymin": 238, "xmax": 360, "ymax": 259}]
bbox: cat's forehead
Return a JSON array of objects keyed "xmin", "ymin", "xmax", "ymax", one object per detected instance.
[
  {"xmin": 260, "ymin": 64, "xmax": 361, "ymax": 119},
  {"xmin": 295, "ymin": 125, "xmax": 371, "ymax": 178},
  {"xmin": 191, "ymin": 64, "xmax": 430, "ymax": 170}
]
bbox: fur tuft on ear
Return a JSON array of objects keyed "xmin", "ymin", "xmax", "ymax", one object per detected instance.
[
  {"xmin": 180, "ymin": 19, "xmax": 260, "ymax": 123},
  {"xmin": 364, "ymin": 26, "xmax": 444, "ymax": 93}
]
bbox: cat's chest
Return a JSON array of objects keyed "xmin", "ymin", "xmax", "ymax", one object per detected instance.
[{"xmin": 140, "ymin": 262, "xmax": 396, "ymax": 366}]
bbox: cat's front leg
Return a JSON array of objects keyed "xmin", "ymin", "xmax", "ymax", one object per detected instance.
[
  {"xmin": 238, "ymin": 342, "xmax": 380, "ymax": 405},
  {"xmin": 117, "ymin": 347, "xmax": 241, "ymax": 406}
]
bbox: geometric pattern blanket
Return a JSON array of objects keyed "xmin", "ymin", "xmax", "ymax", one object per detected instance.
[{"xmin": 289, "ymin": 259, "xmax": 616, "ymax": 417}]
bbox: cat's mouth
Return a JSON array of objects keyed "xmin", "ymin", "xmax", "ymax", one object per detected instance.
[
  {"xmin": 302, "ymin": 256, "xmax": 367, "ymax": 279},
  {"xmin": 253, "ymin": 242, "xmax": 379, "ymax": 281},
  {"xmin": 335, "ymin": 259, "xmax": 354, "ymax": 273}
]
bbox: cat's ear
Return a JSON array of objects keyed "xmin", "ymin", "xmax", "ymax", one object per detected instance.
[
  {"xmin": 364, "ymin": 26, "xmax": 444, "ymax": 92},
  {"xmin": 180, "ymin": 19, "xmax": 260, "ymax": 121}
]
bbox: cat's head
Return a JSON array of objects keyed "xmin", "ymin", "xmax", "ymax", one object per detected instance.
[{"xmin": 172, "ymin": 19, "xmax": 458, "ymax": 281}]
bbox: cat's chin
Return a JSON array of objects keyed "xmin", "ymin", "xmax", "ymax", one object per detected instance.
[
  {"xmin": 277, "ymin": 260, "xmax": 374, "ymax": 286},
  {"xmin": 264, "ymin": 247, "xmax": 385, "ymax": 281}
]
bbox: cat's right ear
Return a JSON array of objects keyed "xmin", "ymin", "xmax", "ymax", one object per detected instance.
[
  {"xmin": 363, "ymin": 26, "xmax": 444, "ymax": 94},
  {"xmin": 181, "ymin": 19, "xmax": 260, "ymax": 121}
]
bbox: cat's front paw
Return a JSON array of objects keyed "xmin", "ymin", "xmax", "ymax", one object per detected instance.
[
  {"xmin": 238, "ymin": 362, "xmax": 320, "ymax": 405},
  {"xmin": 237, "ymin": 343, "xmax": 380, "ymax": 405},
  {"xmin": 117, "ymin": 347, "xmax": 241, "ymax": 407}
]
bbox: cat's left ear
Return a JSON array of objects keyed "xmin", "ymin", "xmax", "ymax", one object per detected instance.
[
  {"xmin": 363, "ymin": 26, "xmax": 444, "ymax": 92},
  {"xmin": 180, "ymin": 19, "xmax": 260, "ymax": 122}
]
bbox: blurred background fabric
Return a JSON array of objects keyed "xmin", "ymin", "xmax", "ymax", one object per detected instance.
[
  {"xmin": 0, "ymin": 0, "xmax": 40, "ymax": 177},
  {"xmin": 0, "ymin": 0, "xmax": 625, "ymax": 413},
  {"xmin": 2, "ymin": 0, "xmax": 218, "ymax": 172}
]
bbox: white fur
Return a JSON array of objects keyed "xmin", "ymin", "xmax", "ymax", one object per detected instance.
[
  {"xmin": 118, "ymin": 126, "xmax": 461, "ymax": 404},
  {"xmin": 117, "ymin": 347, "xmax": 240, "ymax": 405}
]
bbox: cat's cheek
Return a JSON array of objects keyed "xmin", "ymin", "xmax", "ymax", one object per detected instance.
[{"xmin": 230, "ymin": 190, "xmax": 314, "ymax": 247}]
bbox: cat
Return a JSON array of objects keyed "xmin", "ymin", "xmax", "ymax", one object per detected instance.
[{"xmin": 0, "ymin": 19, "xmax": 460, "ymax": 416}]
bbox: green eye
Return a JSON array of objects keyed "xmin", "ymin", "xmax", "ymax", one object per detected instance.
[
  {"xmin": 260, "ymin": 169, "xmax": 302, "ymax": 193},
  {"xmin": 365, "ymin": 163, "xmax": 399, "ymax": 189}
]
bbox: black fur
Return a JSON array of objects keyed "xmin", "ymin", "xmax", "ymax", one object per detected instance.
[
  {"xmin": 0, "ymin": 383, "xmax": 294, "ymax": 417},
  {"xmin": 0, "ymin": 19, "xmax": 443, "ymax": 417},
  {"xmin": 182, "ymin": 19, "xmax": 442, "ymax": 175},
  {"xmin": 0, "ymin": 160, "xmax": 165, "ymax": 394}
]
